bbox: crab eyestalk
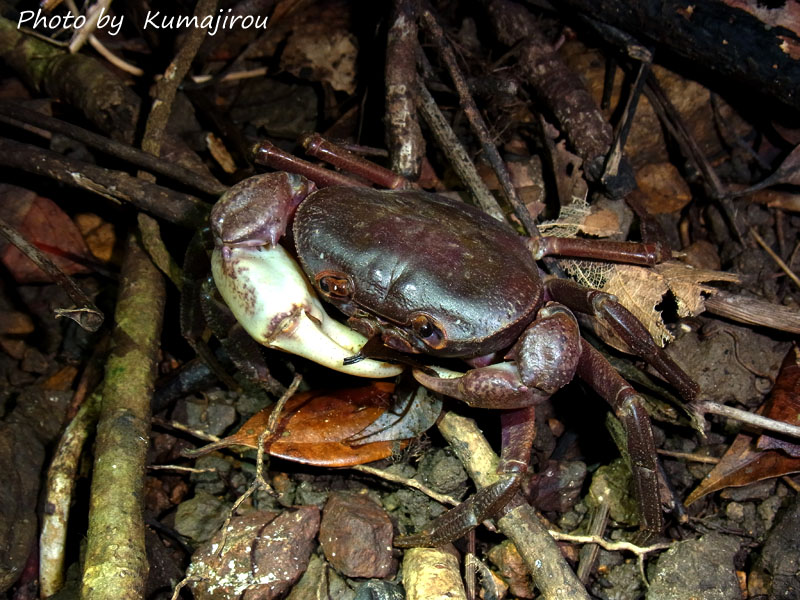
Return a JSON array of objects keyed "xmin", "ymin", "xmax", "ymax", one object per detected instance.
[{"xmin": 211, "ymin": 243, "xmax": 403, "ymax": 379}]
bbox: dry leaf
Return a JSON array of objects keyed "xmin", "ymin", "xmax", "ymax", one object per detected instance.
[
  {"xmin": 685, "ymin": 346, "xmax": 800, "ymax": 505},
  {"xmin": 635, "ymin": 163, "xmax": 692, "ymax": 214},
  {"xmin": 584, "ymin": 261, "xmax": 739, "ymax": 345},
  {"xmin": 188, "ymin": 383, "xmax": 407, "ymax": 467},
  {"xmin": 0, "ymin": 185, "xmax": 92, "ymax": 283}
]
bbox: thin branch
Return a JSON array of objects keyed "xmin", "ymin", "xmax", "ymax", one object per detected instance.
[
  {"xmin": 0, "ymin": 216, "xmax": 103, "ymax": 331},
  {"xmin": 697, "ymin": 400, "xmax": 800, "ymax": 440},
  {"xmin": 0, "ymin": 101, "xmax": 225, "ymax": 195},
  {"xmin": 421, "ymin": 7, "xmax": 539, "ymax": 237},
  {"xmin": 415, "ymin": 79, "xmax": 505, "ymax": 221},
  {"xmin": 351, "ymin": 464, "xmax": 460, "ymax": 506},
  {"xmin": 549, "ymin": 531, "xmax": 671, "ymax": 557},
  {"xmin": 751, "ymin": 227, "xmax": 800, "ymax": 291}
]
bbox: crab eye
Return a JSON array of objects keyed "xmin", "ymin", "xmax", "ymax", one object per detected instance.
[
  {"xmin": 410, "ymin": 314, "xmax": 445, "ymax": 349},
  {"xmin": 316, "ymin": 273, "xmax": 352, "ymax": 300}
]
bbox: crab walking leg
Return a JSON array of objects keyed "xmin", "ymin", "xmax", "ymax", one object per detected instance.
[
  {"xmin": 545, "ymin": 277, "xmax": 699, "ymax": 402},
  {"xmin": 397, "ymin": 306, "xmax": 582, "ymax": 546},
  {"xmin": 212, "ymin": 244, "xmax": 403, "ymax": 378},
  {"xmin": 576, "ymin": 343, "xmax": 662, "ymax": 541}
]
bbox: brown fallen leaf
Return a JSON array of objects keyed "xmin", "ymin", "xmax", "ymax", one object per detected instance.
[
  {"xmin": 188, "ymin": 382, "xmax": 408, "ymax": 467},
  {"xmin": 635, "ymin": 163, "xmax": 692, "ymax": 215},
  {"xmin": 756, "ymin": 345, "xmax": 800, "ymax": 457},
  {"xmin": 0, "ymin": 185, "xmax": 92, "ymax": 283},
  {"xmin": 569, "ymin": 260, "xmax": 740, "ymax": 346},
  {"xmin": 685, "ymin": 345, "xmax": 800, "ymax": 505}
]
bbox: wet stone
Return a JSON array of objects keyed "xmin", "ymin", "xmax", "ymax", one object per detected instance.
[
  {"xmin": 188, "ymin": 507, "xmax": 320, "ymax": 600},
  {"xmin": 416, "ymin": 448, "xmax": 469, "ymax": 496},
  {"xmin": 191, "ymin": 455, "xmax": 233, "ymax": 496},
  {"xmin": 756, "ymin": 494, "xmax": 800, "ymax": 598},
  {"xmin": 719, "ymin": 478, "xmax": 776, "ymax": 502},
  {"xmin": 487, "ymin": 539, "xmax": 533, "ymax": 599},
  {"xmin": 646, "ymin": 533, "xmax": 740, "ymax": 600},
  {"xmin": 319, "ymin": 491, "xmax": 395, "ymax": 578},
  {"xmin": 185, "ymin": 392, "xmax": 237, "ymax": 437},
  {"xmin": 286, "ymin": 554, "xmax": 356, "ymax": 600},
  {"xmin": 354, "ymin": 580, "xmax": 404, "ymax": 600},
  {"xmin": 587, "ymin": 458, "xmax": 639, "ymax": 526},
  {"xmin": 591, "ymin": 560, "xmax": 644, "ymax": 600},
  {"xmin": 524, "ymin": 459, "xmax": 587, "ymax": 513},
  {"xmin": 174, "ymin": 491, "xmax": 231, "ymax": 545}
]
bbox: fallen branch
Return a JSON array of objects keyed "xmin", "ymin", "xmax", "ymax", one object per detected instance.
[{"xmin": 81, "ymin": 229, "xmax": 165, "ymax": 600}]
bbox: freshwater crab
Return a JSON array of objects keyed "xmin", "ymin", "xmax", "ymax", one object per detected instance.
[{"xmin": 207, "ymin": 139, "xmax": 699, "ymax": 546}]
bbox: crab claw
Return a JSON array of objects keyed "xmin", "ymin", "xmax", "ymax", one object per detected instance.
[
  {"xmin": 212, "ymin": 244, "xmax": 403, "ymax": 378},
  {"xmin": 210, "ymin": 172, "xmax": 315, "ymax": 254},
  {"xmin": 412, "ymin": 364, "xmax": 547, "ymax": 409}
]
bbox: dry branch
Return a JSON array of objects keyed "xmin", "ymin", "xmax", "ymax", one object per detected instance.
[{"xmin": 81, "ymin": 230, "xmax": 165, "ymax": 600}]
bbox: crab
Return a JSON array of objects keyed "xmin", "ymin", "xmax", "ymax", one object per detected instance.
[{"xmin": 206, "ymin": 141, "xmax": 699, "ymax": 546}]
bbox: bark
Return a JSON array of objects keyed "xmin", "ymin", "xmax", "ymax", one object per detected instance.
[
  {"xmin": 81, "ymin": 231, "xmax": 165, "ymax": 600},
  {"xmin": 558, "ymin": 0, "xmax": 800, "ymax": 112}
]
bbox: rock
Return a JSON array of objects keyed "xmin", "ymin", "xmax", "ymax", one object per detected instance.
[
  {"xmin": 174, "ymin": 491, "xmax": 231, "ymax": 545},
  {"xmin": 416, "ymin": 448, "xmax": 469, "ymax": 496},
  {"xmin": 185, "ymin": 392, "xmax": 237, "ymax": 437},
  {"xmin": 487, "ymin": 540, "xmax": 533, "ymax": 599},
  {"xmin": 319, "ymin": 492, "xmax": 394, "ymax": 578},
  {"xmin": 524, "ymin": 459, "xmax": 587, "ymax": 513},
  {"xmin": 591, "ymin": 560, "xmax": 644, "ymax": 600},
  {"xmin": 646, "ymin": 533, "xmax": 740, "ymax": 600},
  {"xmin": 188, "ymin": 507, "xmax": 320, "ymax": 600},
  {"xmin": 403, "ymin": 547, "xmax": 466, "ymax": 600},
  {"xmin": 286, "ymin": 554, "xmax": 356, "ymax": 600},
  {"xmin": 587, "ymin": 458, "xmax": 639, "ymax": 526},
  {"xmin": 354, "ymin": 580, "xmax": 404, "ymax": 600},
  {"xmin": 755, "ymin": 494, "xmax": 800, "ymax": 598}
]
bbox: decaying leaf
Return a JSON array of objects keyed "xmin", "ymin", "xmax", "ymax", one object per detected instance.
[
  {"xmin": 635, "ymin": 162, "xmax": 692, "ymax": 215},
  {"xmin": 756, "ymin": 345, "xmax": 800, "ymax": 457},
  {"xmin": 0, "ymin": 185, "xmax": 92, "ymax": 283},
  {"xmin": 188, "ymin": 383, "xmax": 408, "ymax": 467},
  {"xmin": 685, "ymin": 346, "xmax": 800, "ymax": 505},
  {"xmin": 573, "ymin": 261, "xmax": 739, "ymax": 346}
]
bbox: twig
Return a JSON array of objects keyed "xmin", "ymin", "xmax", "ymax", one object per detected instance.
[
  {"xmin": 643, "ymin": 73, "xmax": 744, "ymax": 245},
  {"xmin": 386, "ymin": 0, "xmax": 425, "ymax": 179},
  {"xmin": 141, "ymin": 0, "xmax": 218, "ymax": 159},
  {"xmin": 576, "ymin": 501, "xmax": 609, "ymax": 583},
  {"xmin": 147, "ymin": 465, "xmax": 216, "ymax": 474},
  {"xmin": 351, "ymin": 464, "xmax": 460, "ymax": 506},
  {"xmin": 751, "ymin": 227, "xmax": 800, "ymax": 291},
  {"xmin": 63, "ymin": 0, "xmax": 143, "ymax": 75},
  {"xmin": 697, "ymin": 400, "xmax": 800, "ymax": 440},
  {"xmin": 420, "ymin": 7, "xmax": 538, "ymax": 237},
  {"xmin": 87, "ymin": 35, "xmax": 144, "ymax": 76},
  {"xmin": 190, "ymin": 67, "xmax": 268, "ymax": 84},
  {"xmin": 0, "ymin": 215, "xmax": 103, "ymax": 331},
  {"xmin": 657, "ymin": 449, "xmax": 720, "ymax": 464},
  {"xmin": 0, "ymin": 101, "xmax": 225, "ymax": 195},
  {"xmin": 437, "ymin": 411, "xmax": 590, "ymax": 599},
  {"xmin": 704, "ymin": 289, "xmax": 800, "ymax": 335},
  {"xmin": 415, "ymin": 79, "xmax": 505, "ymax": 221},
  {"xmin": 215, "ymin": 375, "xmax": 302, "ymax": 556},
  {"xmin": 548, "ymin": 531, "xmax": 671, "ymax": 557},
  {"xmin": 40, "ymin": 393, "xmax": 101, "ymax": 597},
  {"xmin": 0, "ymin": 137, "xmax": 209, "ymax": 229}
]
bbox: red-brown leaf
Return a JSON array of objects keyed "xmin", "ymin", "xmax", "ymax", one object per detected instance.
[
  {"xmin": 685, "ymin": 345, "xmax": 800, "ymax": 505},
  {"xmin": 190, "ymin": 382, "xmax": 407, "ymax": 466},
  {"xmin": 0, "ymin": 185, "xmax": 92, "ymax": 283}
]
